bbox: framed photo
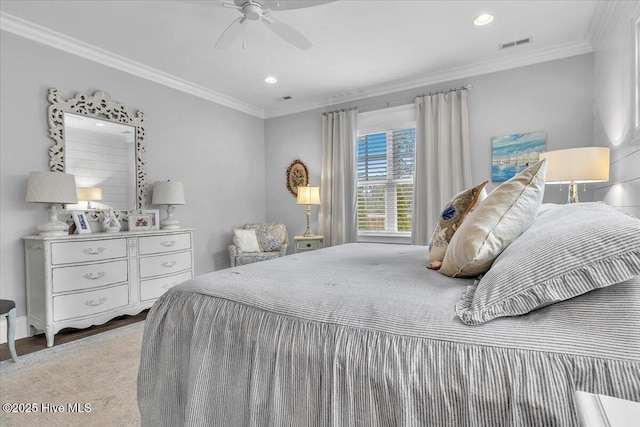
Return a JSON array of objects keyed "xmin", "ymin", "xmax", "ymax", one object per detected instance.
[
  {"xmin": 143, "ymin": 209, "xmax": 160, "ymax": 230},
  {"xmin": 72, "ymin": 211, "xmax": 91, "ymax": 234},
  {"xmin": 129, "ymin": 213, "xmax": 152, "ymax": 231},
  {"xmin": 491, "ymin": 131, "xmax": 546, "ymax": 182},
  {"xmin": 286, "ymin": 159, "xmax": 309, "ymax": 197}
]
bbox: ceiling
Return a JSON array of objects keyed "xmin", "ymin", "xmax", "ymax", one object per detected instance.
[{"xmin": 0, "ymin": 1, "xmax": 600, "ymax": 118}]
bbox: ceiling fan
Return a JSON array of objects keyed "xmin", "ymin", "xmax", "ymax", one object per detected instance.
[{"xmin": 215, "ymin": 0, "xmax": 334, "ymax": 50}]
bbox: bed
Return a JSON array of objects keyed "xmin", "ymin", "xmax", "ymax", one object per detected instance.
[{"xmin": 138, "ymin": 202, "xmax": 640, "ymax": 426}]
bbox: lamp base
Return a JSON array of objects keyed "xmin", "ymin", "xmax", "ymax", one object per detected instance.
[
  {"xmin": 568, "ymin": 181, "xmax": 579, "ymax": 203},
  {"xmin": 160, "ymin": 205, "xmax": 180, "ymax": 230},
  {"xmin": 38, "ymin": 207, "xmax": 69, "ymax": 236},
  {"xmin": 160, "ymin": 222, "xmax": 180, "ymax": 230},
  {"xmin": 303, "ymin": 204, "xmax": 314, "ymax": 237}
]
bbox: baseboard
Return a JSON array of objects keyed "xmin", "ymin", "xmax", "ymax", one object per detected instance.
[{"xmin": 0, "ymin": 315, "xmax": 30, "ymax": 344}]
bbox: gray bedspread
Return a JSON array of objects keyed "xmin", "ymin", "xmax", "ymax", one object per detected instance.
[{"xmin": 138, "ymin": 243, "xmax": 640, "ymax": 426}]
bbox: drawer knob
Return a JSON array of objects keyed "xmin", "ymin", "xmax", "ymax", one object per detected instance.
[
  {"xmin": 82, "ymin": 247, "xmax": 105, "ymax": 256},
  {"xmin": 160, "ymin": 240, "xmax": 176, "ymax": 247},
  {"xmin": 83, "ymin": 272, "xmax": 106, "ymax": 280},
  {"xmin": 84, "ymin": 297, "xmax": 107, "ymax": 307},
  {"xmin": 161, "ymin": 260, "xmax": 177, "ymax": 268},
  {"xmin": 162, "ymin": 282, "xmax": 178, "ymax": 290}
]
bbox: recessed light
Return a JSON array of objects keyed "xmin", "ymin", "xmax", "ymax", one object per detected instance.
[
  {"xmin": 95, "ymin": 123, "xmax": 106, "ymax": 127},
  {"xmin": 264, "ymin": 76, "xmax": 278, "ymax": 84},
  {"xmin": 474, "ymin": 14, "xmax": 494, "ymax": 26}
]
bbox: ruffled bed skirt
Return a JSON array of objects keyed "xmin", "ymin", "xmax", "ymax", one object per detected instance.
[{"xmin": 138, "ymin": 291, "xmax": 640, "ymax": 426}]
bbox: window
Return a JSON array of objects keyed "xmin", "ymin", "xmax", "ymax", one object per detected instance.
[{"xmin": 357, "ymin": 105, "xmax": 416, "ymax": 240}]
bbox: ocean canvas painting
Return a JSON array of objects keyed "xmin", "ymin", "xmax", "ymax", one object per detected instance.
[{"xmin": 491, "ymin": 131, "xmax": 546, "ymax": 182}]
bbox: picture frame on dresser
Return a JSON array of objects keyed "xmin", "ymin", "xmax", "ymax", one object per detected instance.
[
  {"xmin": 71, "ymin": 211, "xmax": 91, "ymax": 234},
  {"xmin": 143, "ymin": 209, "xmax": 160, "ymax": 230},
  {"xmin": 129, "ymin": 213, "xmax": 152, "ymax": 231}
]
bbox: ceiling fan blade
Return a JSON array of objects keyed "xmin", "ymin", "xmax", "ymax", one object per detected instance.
[
  {"xmin": 218, "ymin": 0, "xmax": 242, "ymax": 10},
  {"xmin": 262, "ymin": 0, "xmax": 335, "ymax": 11},
  {"xmin": 214, "ymin": 17, "xmax": 246, "ymax": 49},
  {"xmin": 262, "ymin": 15, "xmax": 312, "ymax": 50}
]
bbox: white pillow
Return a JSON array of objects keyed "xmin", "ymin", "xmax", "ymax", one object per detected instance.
[
  {"xmin": 439, "ymin": 158, "xmax": 547, "ymax": 278},
  {"xmin": 234, "ymin": 229, "xmax": 260, "ymax": 252}
]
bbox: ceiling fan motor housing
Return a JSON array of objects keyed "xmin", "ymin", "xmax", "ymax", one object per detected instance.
[{"xmin": 236, "ymin": 1, "xmax": 264, "ymax": 20}]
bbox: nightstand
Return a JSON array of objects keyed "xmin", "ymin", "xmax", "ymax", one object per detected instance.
[{"xmin": 294, "ymin": 235, "xmax": 324, "ymax": 253}]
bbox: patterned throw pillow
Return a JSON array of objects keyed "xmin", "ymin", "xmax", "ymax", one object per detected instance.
[
  {"xmin": 243, "ymin": 223, "xmax": 288, "ymax": 252},
  {"xmin": 440, "ymin": 159, "xmax": 547, "ymax": 278},
  {"xmin": 427, "ymin": 180, "xmax": 489, "ymax": 270}
]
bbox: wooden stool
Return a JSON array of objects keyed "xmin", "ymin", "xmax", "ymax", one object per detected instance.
[{"xmin": 0, "ymin": 299, "xmax": 18, "ymax": 362}]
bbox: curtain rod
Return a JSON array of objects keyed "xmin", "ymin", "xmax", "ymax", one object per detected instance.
[
  {"xmin": 416, "ymin": 84, "xmax": 473, "ymax": 98},
  {"xmin": 322, "ymin": 107, "xmax": 357, "ymax": 116},
  {"xmin": 322, "ymin": 84, "xmax": 473, "ymax": 116}
]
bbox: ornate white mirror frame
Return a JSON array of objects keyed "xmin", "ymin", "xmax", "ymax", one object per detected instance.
[{"xmin": 47, "ymin": 88, "xmax": 146, "ymax": 221}]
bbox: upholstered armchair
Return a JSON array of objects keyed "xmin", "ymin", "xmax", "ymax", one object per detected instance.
[{"xmin": 228, "ymin": 223, "xmax": 289, "ymax": 267}]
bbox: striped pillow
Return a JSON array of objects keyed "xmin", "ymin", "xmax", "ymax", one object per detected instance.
[{"xmin": 456, "ymin": 202, "xmax": 640, "ymax": 325}]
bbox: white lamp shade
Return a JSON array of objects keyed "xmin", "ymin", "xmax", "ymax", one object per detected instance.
[
  {"xmin": 26, "ymin": 172, "xmax": 78, "ymax": 204},
  {"xmin": 297, "ymin": 186, "xmax": 320, "ymax": 205},
  {"xmin": 77, "ymin": 187, "xmax": 103, "ymax": 201},
  {"xmin": 152, "ymin": 181, "xmax": 185, "ymax": 205},
  {"xmin": 540, "ymin": 147, "xmax": 610, "ymax": 184}
]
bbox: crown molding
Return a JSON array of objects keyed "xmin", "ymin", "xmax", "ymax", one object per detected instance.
[
  {"xmin": 264, "ymin": 39, "xmax": 593, "ymax": 118},
  {"xmin": 0, "ymin": 11, "xmax": 594, "ymax": 121},
  {"xmin": 0, "ymin": 12, "xmax": 265, "ymax": 118},
  {"xmin": 586, "ymin": 0, "xmax": 618, "ymax": 51}
]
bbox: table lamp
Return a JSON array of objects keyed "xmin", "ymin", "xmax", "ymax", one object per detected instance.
[
  {"xmin": 296, "ymin": 185, "xmax": 320, "ymax": 237},
  {"xmin": 540, "ymin": 147, "xmax": 610, "ymax": 203},
  {"xmin": 152, "ymin": 180, "xmax": 185, "ymax": 229},
  {"xmin": 77, "ymin": 187, "xmax": 102, "ymax": 209},
  {"xmin": 26, "ymin": 171, "xmax": 78, "ymax": 236}
]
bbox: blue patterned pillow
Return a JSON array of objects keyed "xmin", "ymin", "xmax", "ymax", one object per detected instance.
[{"xmin": 427, "ymin": 181, "xmax": 488, "ymax": 269}]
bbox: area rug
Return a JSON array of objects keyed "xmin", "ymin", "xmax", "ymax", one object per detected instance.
[{"xmin": 0, "ymin": 321, "xmax": 144, "ymax": 427}]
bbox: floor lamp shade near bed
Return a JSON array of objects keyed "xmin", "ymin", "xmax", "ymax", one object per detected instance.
[
  {"xmin": 296, "ymin": 185, "xmax": 320, "ymax": 237},
  {"xmin": 26, "ymin": 171, "xmax": 78, "ymax": 236},
  {"xmin": 152, "ymin": 180, "xmax": 185, "ymax": 229},
  {"xmin": 540, "ymin": 147, "xmax": 610, "ymax": 203}
]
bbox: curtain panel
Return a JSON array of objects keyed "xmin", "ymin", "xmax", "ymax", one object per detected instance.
[
  {"xmin": 412, "ymin": 90, "xmax": 472, "ymax": 245},
  {"xmin": 319, "ymin": 110, "xmax": 357, "ymax": 246}
]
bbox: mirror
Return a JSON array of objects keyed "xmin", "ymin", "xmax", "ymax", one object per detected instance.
[
  {"xmin": 48, "ymin": 88, "xmax": 146, "ymax": 217},
  {"xmin": 63, "ymin": 113, "xmax": 136, "ymax": 210}
]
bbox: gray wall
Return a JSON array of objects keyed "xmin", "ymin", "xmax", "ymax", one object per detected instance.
[
  {"xmin": 592, "ymin": 2, "xmax": 640, "ymax": 217},
  {"xmin": 265, "ymin": 54, "xmax": 595, "ymax": 248},
  {"xmin": 0, "ymin": 32, "xmax": 266, "ymax": 321}
]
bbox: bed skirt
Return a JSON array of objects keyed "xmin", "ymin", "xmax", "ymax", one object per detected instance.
[{"xmin": 138, "ymin": 291, "xmax": 640, "ymax": 426}]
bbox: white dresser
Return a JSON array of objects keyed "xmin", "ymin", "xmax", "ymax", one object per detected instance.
[{"xmin": 23, "ymin": 229, "xmax": 194, "ymax": 347}]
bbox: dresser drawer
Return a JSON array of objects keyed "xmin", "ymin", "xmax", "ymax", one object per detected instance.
[
  {"xmin": 296, "ymin": 240, "xmax": 322, "ymax": 251},
  {"xmin": 139, "ymin": 251, "xmax": 192, "ymax": 279},
  {"xmin": 53, "ymin": 284, "xmax": 129, "ymax": 322},
  {"xmin": 139, "ymin": 233, "xmax": 191, "ymax": 255},
  {"xmin": 140, "ymin": 271, "xmax": 192, "ymax": 302},
  {"xmin": 51, "ymin": 239, "xmax": 127, "ymax": 265},
  {"xmin": 52, "ymin": 260, "xmax": 128, "ymax": 293}
]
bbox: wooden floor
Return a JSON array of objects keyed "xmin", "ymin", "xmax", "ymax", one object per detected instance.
[{"xmin": 0, "ymin": 310, "xmax": 148, "ymax": 362}]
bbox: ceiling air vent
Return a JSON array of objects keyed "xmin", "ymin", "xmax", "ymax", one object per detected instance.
[
  {"xmin": 499, "ymin": 37, "xmax": 532, "ymax": 50},
  {"xmin": 273, "ymin": 96, "xmax": 293, "ymax": 103}
]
